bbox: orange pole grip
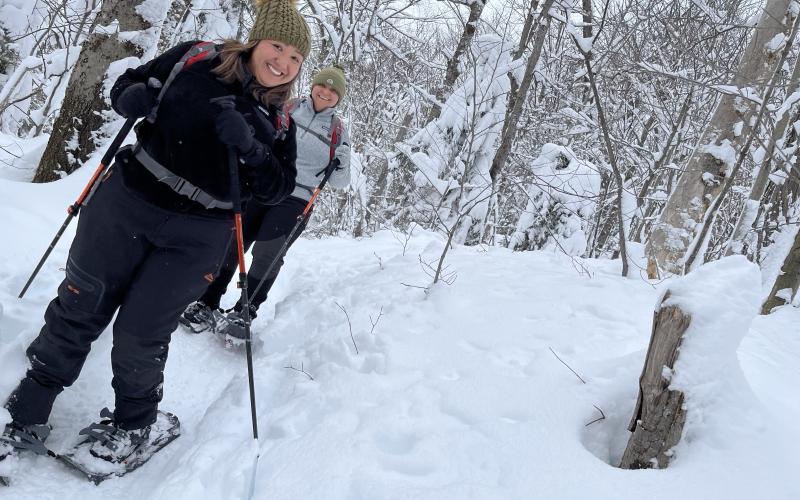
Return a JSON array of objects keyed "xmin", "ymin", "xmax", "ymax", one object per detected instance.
[
  {"xmin": 234, "ymin": 213, "xmax": 246, "ymax": 275},
  {"xmin": 70, "ymin": 162, "xmax": 107, "ymax": 213}
]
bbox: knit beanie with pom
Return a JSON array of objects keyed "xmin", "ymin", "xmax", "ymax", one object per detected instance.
[{"xmin": 248, "ymin": 0, "xmax": 311, "ymax": 59}]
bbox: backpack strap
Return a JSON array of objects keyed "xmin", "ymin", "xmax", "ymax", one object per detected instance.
[
  {"xmin": 146, "ymin": 41, "xmax": 218, "ymax": 124},
  {"xmin": 276, "ymin": 97, "xmax": 301, "ymax": 137},
  {"xmin": 314, "ymin": 115, "xmax": 346, "ymax": 179},
  {"xmin": 132, "ymin": 41, "xmax": 232, "ymax": 210},
  {"xmin": 329, "ymin": 115, "xmax": 343, "ymax": 161}
]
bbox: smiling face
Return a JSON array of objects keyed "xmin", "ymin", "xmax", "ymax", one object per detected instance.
[
  {"xmin": 311, "ymin": 84, "xmax": 340, "ymax": 112},
  {"xmin": 247, "ymin": 39, "xmax": 304, "ymax": 88}
]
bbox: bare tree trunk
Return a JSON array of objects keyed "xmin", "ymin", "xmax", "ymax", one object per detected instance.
[
  {"xmin": 482, "ymin": 0, "xmax": 555, "ymax": 243},
  {"xmin": 620, "ymin": 292, "xmax": 690, "ymax": 469},
  {"xmin": 427, "ymin": 0, "xmax": 486, "ymax": 122},
  {"xmin": 646, "ymin": 0, "xmax": 795, "ymax": 275},
  {"xmin": 33, "ymin": 0, "xmax": 152, "ymax": 183},
  {"xmin": 762, "ymin": 226, "xmax": 800, "ymax": 313},
  {"xmin": 581, "ymin": 0, "xmax": 593, "ymax": 105},
  {"xmin": 682, "ymin": 8, "xmax": 799, "ymax": 272},
  {"xmin": 488, "ymin": 0, "xmax": 553, "ymax": 187},
  {"xmin": 726, "ymin": 53, "xmax": 800, "ymax": 257},
  {"xmin": 508, "ymin": 0, "xmax": 542, "ymax": 113},
  {"xmin": 578, "ymin": 32, "xmax": 629, "ymax": 276}
]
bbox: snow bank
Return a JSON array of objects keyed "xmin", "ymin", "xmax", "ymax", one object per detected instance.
[
  {"xmin": 665, "ymin": 256, "xmax": 767, "ymax": 456},
  {"xmin": 0, "ymin": 173, "xmax": 798, "ymax": 500}
]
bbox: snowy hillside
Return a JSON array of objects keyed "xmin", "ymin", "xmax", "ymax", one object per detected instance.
[{"xmin": 0, "ymin": 140, "xmax": 798, "ymax": 499}]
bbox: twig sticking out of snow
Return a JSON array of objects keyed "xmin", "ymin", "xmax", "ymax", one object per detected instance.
[
  {"xmin": 548, "ymin": 346, "xmax": 587, "ymax": 384},
  {"xmin": 335, "ymin": 302, "xmax": 359, "ymax": 354},
  {"xmin": 369, "ymin": 307, "xmax": 384, "ymax": 335},
  {"xmin": 284, "ymin": 363, "xmax": 314, "ymax": 381},
  {"xmin": 585, "ymin": 405, "xmax": 606, "ymax": 426},
  {"xmin": 400, "ymin": 282, "xmax": 428, "ymax": 290}
]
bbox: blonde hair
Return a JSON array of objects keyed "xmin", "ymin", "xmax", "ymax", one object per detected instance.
[{"xmin": 212, "ymin": 39, "xmax": 298, "ymax": 107}]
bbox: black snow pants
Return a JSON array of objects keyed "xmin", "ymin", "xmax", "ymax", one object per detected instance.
[
  {"xmin": 6, "ymin": 169, "xmax": 233, "ymax": 430},
  {"xmin": 197, "ymin": 195, "xmax": 308, "ymax": 314}
]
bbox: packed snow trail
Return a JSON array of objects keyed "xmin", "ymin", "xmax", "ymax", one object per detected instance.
[{"xmin": 0, "ymin": 169, "xmax": 799, "ymax": 499}]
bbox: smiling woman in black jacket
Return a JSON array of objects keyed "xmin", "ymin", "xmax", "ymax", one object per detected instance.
[{"xmin": 0, "ymin": 0, "xmax": 311, "ymax": 469}]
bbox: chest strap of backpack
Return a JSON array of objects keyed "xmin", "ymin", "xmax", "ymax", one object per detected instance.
[{"xmin": 129, "ymin": 143, "xmax": 233, "ymax": 210}]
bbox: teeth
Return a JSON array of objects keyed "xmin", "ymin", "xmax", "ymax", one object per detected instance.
[{"xmin": 266, "ymin": 63, "xmax": 282, "ymax": 76}]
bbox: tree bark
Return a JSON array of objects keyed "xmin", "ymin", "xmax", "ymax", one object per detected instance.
[
  {"xmin": 33, "ymin": 0, "xmax": 151, "ymax": 183},
  {"xmin": 761, "ymin": 226, "xmax": 800, "ymax": 313},
  {"xmin": 481, "ymin": 0, "xmax": 555, "ymax": 244},
  {"xmin": 579, "ymin": 36, "xmax": 629, "ymax": 276},
  {"xmin": 646, "ymin": 0, "xmax": 795, "ymax": 275},
  {"xmin": 426, "ymin": 0, "xmax": 486, "ymax": 122},
  {"xmin": 487, "ymin": 0, "xmax": 554, "ymax": 189},
  {"xmin": 682, "ymin": 6, "xmax": 799, "ymax": 273},
  {"xmin": 726, "ymin": 53, "xmax": 800, "ymax": 257},
  {"xmin": 620, "ymin": 292, "xmax": 690, "ymax": 469}
]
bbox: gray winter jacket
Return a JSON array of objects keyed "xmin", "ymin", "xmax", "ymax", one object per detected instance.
[{"xmin": 288, "ymin": 97, "xmax": 351, "ymax": 201}]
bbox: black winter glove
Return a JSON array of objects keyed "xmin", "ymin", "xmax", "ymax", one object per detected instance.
[
  {"xmin": 115, "ymin": 82, "xmax": 156, "ymax": 118},
  {"xmin": 211, "ymin": 96, "xmax": 270, "ymax": 167},
  {"xmin": 215, "ymin": 107, "xmax": 255, "ymax": 151},
  {"xmin": 316, "ymin": 158, "xmax": 342, "ymax": 178}
]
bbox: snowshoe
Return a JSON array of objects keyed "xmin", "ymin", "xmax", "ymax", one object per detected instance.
[
  {"xmin": 214, "ymin": 305, "xmax": 257, "ymax": 348},
  {"xmin": 58, "ymin": 408, "xmax": 180, "ymax": 484},
  {"xmin": 179, "ymin": 301, "xmax": 217, "ymax": 333},
  {"xmin": 0, "ymin": 422, "xmax": 52, "ymax": 486}
]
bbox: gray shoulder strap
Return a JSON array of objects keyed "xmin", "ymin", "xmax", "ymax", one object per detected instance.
[{"xmin": 146, "ymin": 42, "xmax": 218, "ymax": 124}]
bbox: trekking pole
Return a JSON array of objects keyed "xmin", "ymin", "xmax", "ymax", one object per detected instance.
[
  {"xmin": 18, "ymin": 117, "xmax": 137, "ymax": 298},
  {"xmin": 226, "ymin": 148, "xmax": 260, "ymax": 441},
  {"xmin": 249, "ymin": 127, "xmax": 341, "ymax": 302},
  {"xmin": 226, "ymin": 146, "xmax": 261, "ymax": 500}
]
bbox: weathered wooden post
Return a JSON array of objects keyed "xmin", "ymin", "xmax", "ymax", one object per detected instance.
[
  {"xmin": 619, "ymin": 292, "xmax": 690, "ymax": 469},
  {"xmin": 620, "ymin": 256, "xmax": 761, "ymax": 469}
]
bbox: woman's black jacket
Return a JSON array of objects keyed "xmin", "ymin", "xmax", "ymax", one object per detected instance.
[{"xmin": 109, "ymin": 41, "xmax": 297, "ymax": 215}]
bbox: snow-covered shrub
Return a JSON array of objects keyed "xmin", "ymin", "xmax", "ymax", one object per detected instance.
[
  {"xmin": 508, "ymin": 143, "xmax": 601, "ymax": 255},
  {"xmin": 0, "ymin": 27, "xmax": 16, "ymax": 79},
  {"xmin": 399, "ymin": 34, "xmax": 512, "ymax": 244}
]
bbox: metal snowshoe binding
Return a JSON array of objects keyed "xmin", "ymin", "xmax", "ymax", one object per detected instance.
[
  {"xmin": 214, "ymin": 304, "xmax": 257, "ymax": 347},
  {"xmin": 179, "ymin": 301, "xmax": 218, "ymax": 333},
  {"xmin": 78, "ymin": 408, "xmax": 150, "ymax": 463},
  {"xmin": 58, "ymin": 407, "xmax": 181, "ymax": 484},
  {"xmin": 0, "ymin": 422, "xmax": 52, "ymax": 486}
]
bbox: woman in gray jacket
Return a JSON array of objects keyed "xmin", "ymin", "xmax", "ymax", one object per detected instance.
[{"xmin": 180, "ymin": 65, "xmax": 351, "ymax": 339}]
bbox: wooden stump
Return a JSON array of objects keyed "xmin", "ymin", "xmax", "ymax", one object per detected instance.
[{"xmin": 619, "ymin": 292, "xmax": 691, "ymax": 469}]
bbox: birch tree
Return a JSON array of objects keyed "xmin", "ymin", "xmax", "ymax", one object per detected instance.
[
  {"xmin": 646, "ymin": 0, "xmax": 799, "ymax": 276},
  {"xmin": 726, "ymin": 53, "xmax": 800, "ymax": 257}
]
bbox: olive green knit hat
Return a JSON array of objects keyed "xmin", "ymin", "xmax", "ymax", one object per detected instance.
[
  {"xmin": 248, "ymin": 0, "xmax": 311, "ymax": 59},
  {"xmin": 312, "ymin": 65, "xmax": 347, "ymax": 99}
]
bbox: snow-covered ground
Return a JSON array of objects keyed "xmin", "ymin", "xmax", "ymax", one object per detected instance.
[{"xmin": 0, "ymin": 136, "xmax": 798, "ymax": 499}]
